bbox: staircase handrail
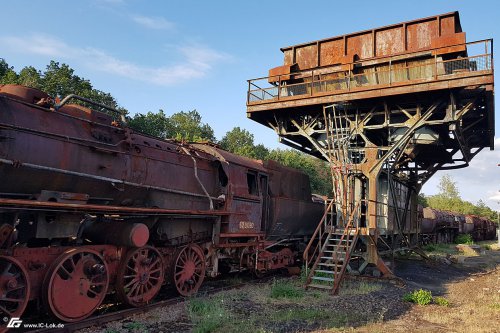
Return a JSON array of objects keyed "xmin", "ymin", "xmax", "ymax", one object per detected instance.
[
  {"xmin": 303, "ymin": 199, "xmax": 335, "ymax": 268},
  {"xmin": 331, "ymin": 201, "xmax": 361, "ymax": 294}
]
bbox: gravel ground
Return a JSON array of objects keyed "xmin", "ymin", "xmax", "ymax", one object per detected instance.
[{"xmin": 77, "ymin": 247, "xmax": 500, "ymax": 333}]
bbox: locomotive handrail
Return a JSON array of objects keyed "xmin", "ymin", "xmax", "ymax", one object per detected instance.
[{"xmin": 55, "ymin": 94, "xmax": 127, "ymax": 124}]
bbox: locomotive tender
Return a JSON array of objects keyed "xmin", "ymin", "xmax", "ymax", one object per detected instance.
[{"xmin": 0, "ymin": 84, "xmax": 324, "ymax": 323}]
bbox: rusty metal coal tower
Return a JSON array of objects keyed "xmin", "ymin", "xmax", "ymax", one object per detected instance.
[{"xmin": 246, "ymin": 11, "xmax": 495, "ymax": 292}]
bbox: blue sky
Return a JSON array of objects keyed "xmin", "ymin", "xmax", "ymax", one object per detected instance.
[{"xmin": 1, "ymin": 0, "xmax": 500, "ymax": 209}]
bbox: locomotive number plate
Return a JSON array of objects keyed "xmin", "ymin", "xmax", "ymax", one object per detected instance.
[{"xmin": 239, "ymin": 221, "xmax": 255, "ymax": 229}]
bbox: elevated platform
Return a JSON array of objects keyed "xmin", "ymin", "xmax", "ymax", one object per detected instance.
[{"xmin": 247, "ymin": 26, "xmax": 494, "ymax": 173}]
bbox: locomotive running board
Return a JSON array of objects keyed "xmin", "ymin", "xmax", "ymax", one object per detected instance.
[{"xmin": 0, "ymin": 198, "xmax": 230, "ymax": 217}]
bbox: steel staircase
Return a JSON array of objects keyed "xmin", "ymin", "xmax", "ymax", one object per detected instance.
[
  {"xmin": 303, "ymin": 104, "xmax": 361, "ymax": 294},
  {"xmin": 303, "ymin": 200, "xmax": 360, "ymax": 294}
]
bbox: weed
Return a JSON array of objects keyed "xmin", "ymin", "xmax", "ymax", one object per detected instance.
[
  {"xmin": 403, "ymin": 289, "xmax": 433, "ymax": 305},
  {"xmin": 434, "ymin": 296, "xmax": 450, "ymax": 306},
  {"xmin": 455, "ymin": 234, "xmax": 474, "ymax": 245},
  {"xmin": 188, "ymin": 297, "xmax": 227, "ymax": 333},
  {"xmin": 300, "ymin": 265, "xmax": 308, "ymax": 283},
  {"xmin": 489, "ymin": 303, "xmax": 500, "ymax": 310},
  {"xmin": 123, "ymin": 321, "xmax": 147, "ymax": 331},
  {"xmin": 104, "ymin": 329, "xmax": 120, "ymax": 333},
  {"xmin": 270, "ymin": 279, "xmax": 304, "ymax": 299}
]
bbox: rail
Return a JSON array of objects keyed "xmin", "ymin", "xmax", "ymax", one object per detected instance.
[{"xmin": 247, "ymin": 39, "xmax": 493, "ymax": 104}]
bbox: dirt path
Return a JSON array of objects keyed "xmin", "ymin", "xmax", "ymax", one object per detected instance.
[{"xmin": 345, "ymin": 251, "xmax": 500, "ymax": 333}]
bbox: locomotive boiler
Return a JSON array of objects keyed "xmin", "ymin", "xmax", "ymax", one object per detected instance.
[{"xmin": 0, "ymin": 84, "xmax": 324, "ymax": 325}]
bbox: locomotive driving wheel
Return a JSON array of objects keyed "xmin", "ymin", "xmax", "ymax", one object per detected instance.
[
  {"xmin": 116, "ymin": 246, "xmax": 164, "ymax": 307},
  {"xmin": 171, "ymin": 244, "xmax": 206, "ymax": 296},
  {"xmin": 43, "ymin": 248, "xmax": 109, "ymax": 322},
  {"xmin": 0, "ymin": 256, "xmax": 30, "ymax": 327}
]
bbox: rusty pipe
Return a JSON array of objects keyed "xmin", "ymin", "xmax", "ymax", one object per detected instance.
[
  {"xmin": 55, "ymin": 94, "xmax": 127, "ymax": 124},
  {"xmin": 0, "ymin": 158, "xmax": 218, "ymax": 201}
]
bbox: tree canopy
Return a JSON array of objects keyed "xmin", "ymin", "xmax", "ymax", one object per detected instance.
[
  {"xmin": 0, "ymin": 59, "xmax": 123, "ymax": 113},
  {"xmin": 127, "ymin": 109, "xmax": 215, "ymax": 142},
  {"xmin": 420, "ymin": 174, "xmax": 497, "ymax": 222}
]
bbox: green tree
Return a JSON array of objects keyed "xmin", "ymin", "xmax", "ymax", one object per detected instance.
[
  {"xmin": 425, "ymin": 175, "xmax": 497, "ymax": 221},
  {"xmin": 0, "ymin": 59, "xmax": 124, "ymax": 114},
  {"xmin": 219, "ymin": 127, "xmax": 269, "ymax": 159},
  {"xmin": 418, "ymin": 193, "xmax": 428, "ymax": 207},
  {"xmin": 437, "ymin": 174, "xmax": 460, "ymax": 199},
  {"xmin": 267, "ymin": 148, "xmax": 331, "ymax": 195},
  {"xmin": 17, "ymin": 66, "xmax": 42, "ymax": 89},
  {"xmin": 0, "ymin": 58, "xmax": 18, "ymax": 84},
  {"xmin": 128, "ymin": 110, "xmax": 172, "ymax": 138},
  {"xmin": 253, "ymin": 144, "xmax": 270, "ymax": 160},
  {"xmin": 169, "ymin": 110, "xmax": 215, "ymax": 142},
  {"xmin": 220, "ymin": 127, "xmax": 254, "ymax": 151},
  {"xmin": 128, "ymin": 109, "xmax": 215, "ymax": 142}
]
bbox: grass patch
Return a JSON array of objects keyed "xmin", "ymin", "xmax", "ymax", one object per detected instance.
[
  {"xmin": 271, "ymin": 308, "xmax": 367, "ymax": 328},
  {"xmin": 270, "ymin": 279, "xmax": 304, "ymax": 299},
  {"xmin": 423, "ymin": 244, "xmax": 437, "ymax": 252},
  {"xmin": 489, "ymin": 303, "xmax": 500, "ymax": 310},
  {"xmin": 123, "ymin": 321, "xmax": 147, "ymax": 331},
  {"xmin": 340, "ymin": 280, "xmax": 383, "ymax": 295},
  {"xmin": 434, "ymin": 296, "xmax": 450, "ymax": 306},
  {"xmin": 423, "ymin": 243, "xmax": 459, "ymax": 257},
  {"xmin": 477, "ymin": 240, "xmax": 500, "ymax": 251},
  {"xmin": 403, "ymin": 289, "xmax": 433, "ymax": 305},
  {"xmin": 188, "ymin": 297, "xmax": 228, "ymax": 333}
]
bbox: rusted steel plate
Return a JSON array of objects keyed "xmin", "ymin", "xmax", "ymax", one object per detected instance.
[{"xmin": 279, "ymin": 12, "xmax": 463, "ymax": 71}]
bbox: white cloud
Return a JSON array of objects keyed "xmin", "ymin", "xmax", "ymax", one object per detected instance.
[
  {"xmin": 0, "ymin": 34, "xmax": 74, "ymax": 58},
  {"xmin": 0, "ymin": 34, "xmax": 229, "ymax": 86},
  {"xmin": 423, "ymin": 137, "xmax": 500, "ymax": 209},
  {"xmin": 132, "ymin": 15, "xmax": 174, "ymax": 30}
]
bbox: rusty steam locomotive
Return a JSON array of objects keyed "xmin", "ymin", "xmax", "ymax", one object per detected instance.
[{"xmin": 0, "ymin": 84, "xmax": 325, "ymax": 323}]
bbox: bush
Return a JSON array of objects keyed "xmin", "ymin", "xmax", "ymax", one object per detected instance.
[
  {"xmin": 270, "ymin": 279, "xmax": 304, "ymax": 299},
  {"xmin": 403, "ymin": 289, "xmax": 433, "ymax": 305},
  {"xmin": 455, "ymin": 234, "xmax": 474, "ymax": 245},
  {"xmin": 423, "ymin": 244, "xmax": 436, "ymax": 252},
  {"xmin": 434, "ymin": 296, "xmax": 450, "ymax": 306}
]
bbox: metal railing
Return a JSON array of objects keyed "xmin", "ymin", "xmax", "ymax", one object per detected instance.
[{"xmin": 247, "ymin": 39, "xmax": 493, "ymax": 104}]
